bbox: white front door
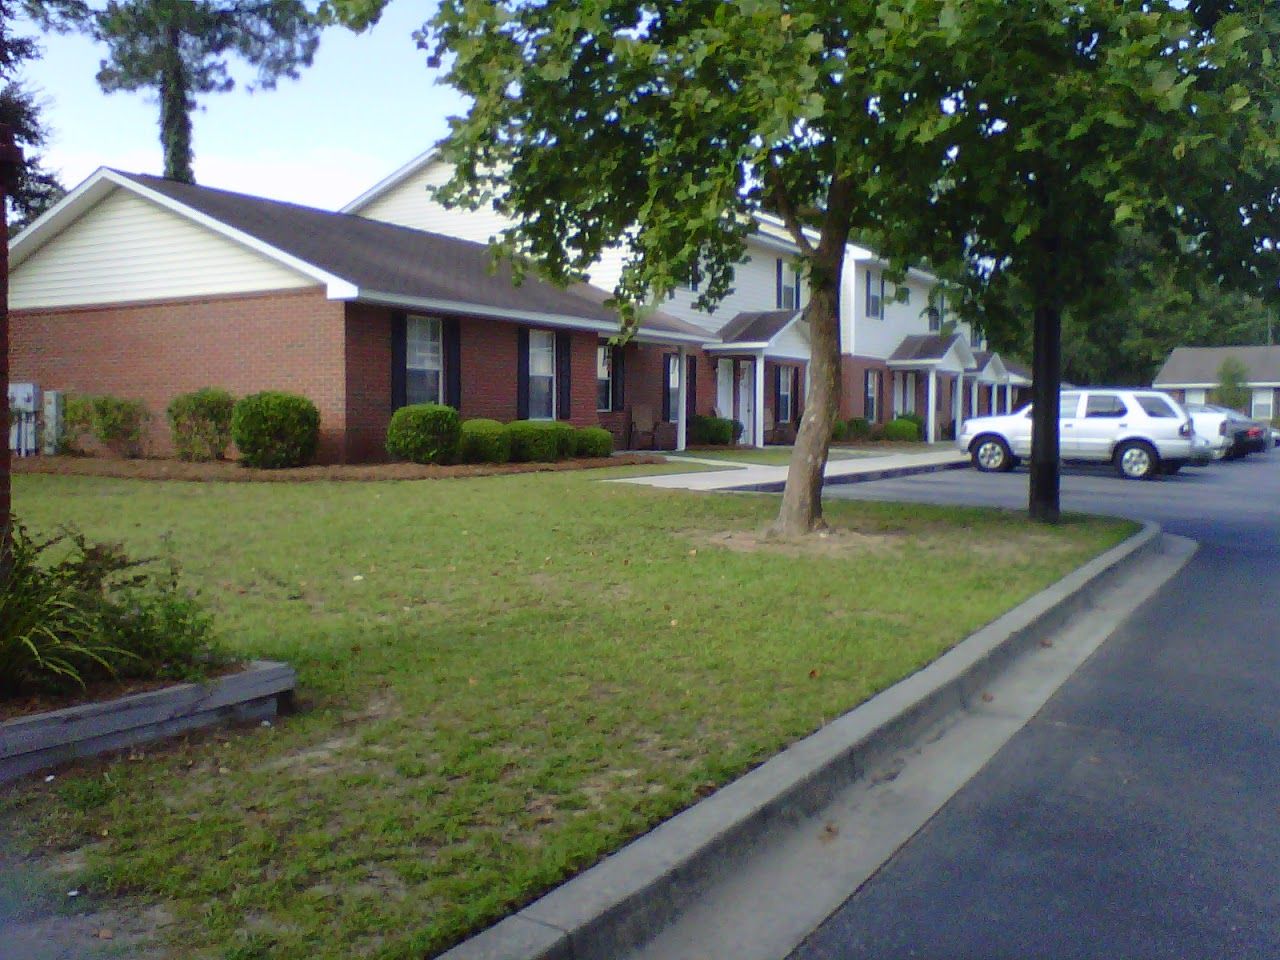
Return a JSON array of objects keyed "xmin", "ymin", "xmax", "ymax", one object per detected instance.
[
  {"xmin": 717, "ymin": 360, "xmax": 734, "ymax": 420},
  {"xmin": 738, "ymin": 362, "xmax": 755, "ymax": 445}
]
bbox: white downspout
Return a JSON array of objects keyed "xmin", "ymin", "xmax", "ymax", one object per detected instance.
[{"xmin": 676, "ymin": 345, "xmax": 688, "ymax": 451}]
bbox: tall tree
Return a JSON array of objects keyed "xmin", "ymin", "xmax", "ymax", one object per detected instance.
[
  {"xmin": 420, "ymin": 0, "xmax": 1277, "ymax": 529},
  {"xmin": 28, "ymin": 0, "xmax": 322, "ymax": 182},
  {"xmin": 0, "ymin": 1, "xmax": 63, "ymax": 227}
]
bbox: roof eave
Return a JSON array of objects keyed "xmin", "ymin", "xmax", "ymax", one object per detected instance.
[{"xmin": 340, "ymin": 148, "xmax": 440, "ymax": 214}]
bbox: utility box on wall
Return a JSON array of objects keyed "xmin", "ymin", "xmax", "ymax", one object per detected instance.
[
  {"xmin": 7, "ymin": 382, "xmax": 40, "ymax": 457},
  {"xmin": 42, "ymin": 390, "xmax": 64, "ymax": 455}
]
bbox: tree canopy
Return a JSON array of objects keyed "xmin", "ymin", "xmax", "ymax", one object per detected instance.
[
  {"xmin": 28, "ymin": 0, "xmax": 323, "ymax": 182},
  {"xmin": 0, "ymin": 0, "xmax": 63, "ymax": 227}
]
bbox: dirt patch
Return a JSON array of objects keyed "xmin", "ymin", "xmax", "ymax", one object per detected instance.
[
  {"xmin": 702, "ymin": 527, "xmax": 902, "ymax": 557},
  {"xmin": 13, "ymin": 453, "xmax": 665, "ymax": 484}
]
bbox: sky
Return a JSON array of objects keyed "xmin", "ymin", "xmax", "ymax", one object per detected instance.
[{"xmin": 17, "ymin": 0, "xmax": 466, "ymax": 211}]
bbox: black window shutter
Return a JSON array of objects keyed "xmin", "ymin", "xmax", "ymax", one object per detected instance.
[
  {"xmin": 661, "ymin": 353, "xmax": 673, "ymax": 422},
  {"xmin": 390, "ymin": 313, "xmax": 407, "ymax": 410},
  {"xmin": 516, "ymin": 327, "xmax": 530, "ymax": 420},
  {"xmin": 686, "ymin": 355, "xmax": 697, "ymax": 418},
  {"xmin": 556, "ymin": 330, "xmax": 572, "ymax": 420},
  {"xmin": 775, "ymin": 258, "xmax": 784, "ymax": 309},
  {"xmin": 443, "ymin": 317, "xmax": 462, "ymax": 411},
  {"xmin": 611, "ymin": 345, "xmax": 626, "ymax": 411}
]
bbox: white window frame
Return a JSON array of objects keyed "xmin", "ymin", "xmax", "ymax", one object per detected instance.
[
  {"xmin": 666, "ymin": 353, "xmax": 681, "ymax": 423},
  {"xmin": 406, "ymin": 315, "xmax": 444, "ymax": 405},
  {"xmin": 777, "ymin": 259, "xmax": 801, "ymax": 310},
  {"xmin": 866, "ymin": 270, "xmax": 882, "ymax": 318},
  {"xmin": 778, "ymin": 367, "xmax": 794, "ymax": 424},
  {"xmin": 1252, "ymin": 388, "xmax": 1274, "ymax": 422},
  {"xmin": 528, "ymin": 329, "xmax": 557, "ymax": 420},
  {"xmin": 597, "ymin": 343, "xmax": 613, "ymax": 412},
  {"xmin": 865, "ymin": 369, "xmax": 881, "ymax": 422}
]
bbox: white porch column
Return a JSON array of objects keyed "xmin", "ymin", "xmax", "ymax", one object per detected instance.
[
  {"xmin": 675, "ymin": 345, "xmax": 688, "ymax": 451},
  {"xmin": 970, "ymin": 380, "xmax": 979, "ymax": 419},
  {"xmin": 891, "ymin": 371, "xmax": 901, "ymax": 418},
  {"xmin": 1005, "ymin": 383, "xmax": 1013, "ymax": 412},
  {"xmin": 926, "ymin": 368, "xmax": 938, "ymax": 443},
  {"xmin": 953, "ymin": 373, "xmax": 963, "ymax": 439},
  {"xmin": 754, "ymin": 350, "xmax": 766, "ymax": 448}
]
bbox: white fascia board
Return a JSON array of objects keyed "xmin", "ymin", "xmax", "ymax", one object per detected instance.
[
  {"xmin": 704, "ymin": 341, "xmax": 769, "ymax": 352},
  {"xmin": 354, "ymin": 289, "xmax": 708, "ymax": 345},
  {"xmin": 340, "ymin": 148, "xmax": 440, "ymax": 214}
]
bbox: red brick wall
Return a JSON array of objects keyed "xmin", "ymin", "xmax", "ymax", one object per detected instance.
[
  {"xmin": 343, "ymin": 304, "xmax": 393, "ymax": 463},
  {"xmin": 840, "ymin": 356, "xmax": 890, "ymax": 422},
  {"xmin": 11, "ymin": 287, "xmax": 351, "ymax": 461},
  {"xmin": 598, "ymin": 342, "xmax": 713, "ymax": 449}
]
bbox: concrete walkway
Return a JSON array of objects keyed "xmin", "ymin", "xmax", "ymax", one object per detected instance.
[{"xmin": 612, "ymin": 447, "xmax": 968, "ymax": 492}]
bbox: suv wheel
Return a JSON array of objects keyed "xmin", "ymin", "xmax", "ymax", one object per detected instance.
[
  {"xmin": 1115, "ymin": 440, "xmax": 1159, "ymax": 480},
  {"xmin": 971, "ymin": 435, "xmax": 1014, "ymax": 473}
]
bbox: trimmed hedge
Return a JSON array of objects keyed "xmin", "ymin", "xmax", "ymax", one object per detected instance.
[
  {"xmin": 830, "ymin": 419, "xmax": 850, "ymax": 442},
  {"xmin": 506, "ymin": 420, "xmax": 574, "ymax": 462},
  {"xmin": 167, "ymin": 388, "xmax": 235, "ymax": 462},
  {"xmin": 883, "ymin": 417, "xmax": 922, "ymax": 441},
  {"xmin": 574, "ymin": 426, "xmax": 615, "ymax": 458},
  {"xmin": 386, "ymin": 403, "xmax": 461, "ymax": 465},
  {"xmin": 63, "ymin": 394, "xmax": 151, "ymax": 457},
  {"xmin": 847, "ymin": 416, "xmax": 872, "ymax": 440},
  {"xmin": 458, "ymin": 418, "xmax": 511, "ymax": 464},
  {"xmin": 691, "ymin": 415, "xmax": 740, "ymax": 446},
  {"xmin": 898, "ymin": 411, "xmax": 925, "ymax": 430},
  {"xmin": 230, "ymin": 391, "xmax": 320, "ymax": 469}
]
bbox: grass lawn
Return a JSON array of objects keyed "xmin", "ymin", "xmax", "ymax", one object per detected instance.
[
  {"xmin": 671, "ymin": 446, "xmax": 879, "ymax": 467},
  {"xmin": 3, "ymin": 467, "xmax": 1135, "ymax": 960}
]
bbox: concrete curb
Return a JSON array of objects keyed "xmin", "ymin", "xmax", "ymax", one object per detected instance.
[
  {"xmin": 440, "ymin": 522, "xmax": 1163, "ymax": 960},
  {"xmin": 723, "ymin": 457, "xmax": 968, "ymax": 493}
]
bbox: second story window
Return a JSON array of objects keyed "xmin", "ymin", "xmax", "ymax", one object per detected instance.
[
  {"xmin": 776, "ymin": 259, "xmax": 801, "ymax": 310},
  {"xmin": 865, "ymin": 270, "xmax": 884, "ymax": 318}
]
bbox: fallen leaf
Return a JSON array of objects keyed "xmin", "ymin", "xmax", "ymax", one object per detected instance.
[
  {"xmin": 809, "ymin": 669, "xmax": 821, "ymax": 679},
  {"xmin": 96, "ymin": 929, "xmax": 113, "ymax": 940},
  {"xmin": 981, "ymin": 692, "xmax": 994, "ymax": 703},
  {"xmin": 1039, "ymin": 638, "xmax": 1054, "ymax": 648},
  {"xmin": 821, "ymin": 821, "xmax": 840, "ymax": 842}
]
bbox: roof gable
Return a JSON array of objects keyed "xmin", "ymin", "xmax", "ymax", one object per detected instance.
[{"xmin": 1153, "ymin": 345, "xmax": 1280, "ymax": 386}]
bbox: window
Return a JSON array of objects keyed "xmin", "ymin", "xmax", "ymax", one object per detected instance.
[
  {"xmin": 865, "ymin": 270, "xmax": 882, "ymax": 318},
  {"xmin": 776, "ymin": 259, "xmax": 801, "ymax": 310},
  {"xmin": 1136, "ymin": 395, "xmax": 1177, "ymax": 418},
  {"xmin": 1253, "ymin": 390, "xmax": 1274, "ymax": 421},
  {"xmin": 778, "ymin": 367, "xmax": 794, "ymax": 424},
  {"xmin": 864, "ymin": 369, "xmax": 881, "ymax": 422},
  {"xmin": 597, "ymin": 344, "xmax": 612, "ymax": 412},
  {"xmin": 528, "ymin": 330, "xmax": 556, "ymax": 419},
  {"xmin": 1085, "ymin": 394, "xmax": 1128, "ymax": 419},
  {"xmin": 406, "ymin": 316, "xmax": 443, "ymax": 405},
  {"xmin": 899, "ymin": 284, "xmax": 911, "ymax": 305},
  {"xmin": 926, "ymin": 307, "xmax": 941, "ymax": 332},
  {"xmin": 666, "ymin": 354, "xmax": 681, "ymax": 423},
  {"xmin": 687, "ymin": 262, "xmax": 701, "ymax": 293}
]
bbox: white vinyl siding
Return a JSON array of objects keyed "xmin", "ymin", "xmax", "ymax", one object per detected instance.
[
  {"xmin": 528, "ymin": 330, "xmax": 556, "ymax": 420},
  {"xmin": 351, "ymin": 159, "xmax": 519, "ymax": 243},
  {"xmin": 658, "ymin": 239, "xmax": 788, "ymax": 336},
  {"xmin": 406, "ymin": 316, "xmax": 444, "ymax": 405},
  {"xmin": 11, "ymin": 188, "xmax": 313, "ymax": 309}
]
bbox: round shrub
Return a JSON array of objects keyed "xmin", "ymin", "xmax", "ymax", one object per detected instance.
[
  {"xmin": 898, "ymin": 411, "xmax": 925, "ymax": 430},
  {"xmin": 883, "ymin": 417, "xmax": 922, "ymax": 442},
  {"xmin": 167, "ymin": 387, "xmax": 235, "ymax": 461},
  {"xmin": 691, "ymin": 415, "xmax": 737, "ymax": 446},
  {"xmin": 847, "ymin": 416, "xmax": 872, "ymax": 440},
  {"xmin": 506, "ymin": 420, "xmax": 569, "ymax": 462},
  {"xmin": 574, "ymin": 427, "xmax": 615, "ymax": 458},
  {"xmin": 548, "ymin": 422, "xmax": 577, "ymax": 459},
  {"xmin": 386, "ymin": 403, "xmax": 461, "ymax": 464},
  {"xmin": 830, "ymin": 418, "xmax": 850, "ymax": 442},
  {"xmin": 230, "ymin": 391, "xmax": 320, "ymax": 469},
  {"xmin": 458, "ymin": 418, "xmax": 511, "ymax": 464}
]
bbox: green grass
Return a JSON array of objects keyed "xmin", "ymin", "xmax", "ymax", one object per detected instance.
[
  {"xmin": 671, "ymin": 446, "xmax": 879, "ymax": 466},
  {"xmin": 3, "ymin": 468, "xmax": 1134, "ymax": 959}
]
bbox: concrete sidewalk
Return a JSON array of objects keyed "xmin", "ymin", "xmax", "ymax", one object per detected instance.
[{"xmin": 611, "ymin": 447, "xmax": 968, "ymax": 492}]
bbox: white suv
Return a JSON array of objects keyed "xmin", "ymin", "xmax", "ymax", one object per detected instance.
[{"xmin": 958, "ymin": 389, "xmax": 1196, "ymax": 480}]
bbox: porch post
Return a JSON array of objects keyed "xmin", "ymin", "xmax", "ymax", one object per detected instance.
[
  {"xmin": 970, "ymin": 380, "xmax": 979, "ymax": 419},
  {"xmin": 926, "ymin": 368, "xmax": 938, "ymax": 443},
  {"xmin": 891, "ymin": 371, "xmax": 900, "ymax": 418},
  {"xmin": 953, "ymin": 373, "xmax": 963, "ymax": 439},
  {"xmin": 676, "ymin": 345, "xmax": 688, "ymax": 451},
  {"xmin": 754, "ymin": 350, "xmax": 766, "ymax": 448},
  {"xmin": 1005, "ymin": 383, "xmax": 1013, "ymax": 412}
]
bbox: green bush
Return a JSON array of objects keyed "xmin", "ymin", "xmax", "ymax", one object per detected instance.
[
  {"xmin": 230, "ymin": 391, "xmax": 320, "ymax": 469},
  {"xmin": 506, "ymin": 420, "xmax": 573, "ymax": 462},
  {"xmin": 0, "ymin": 523, "xmax": 224, "ymax": 698},
  {"xmin": 883, "ymin": 417, "xmax": 922, "ymax": 441},
  {"xmin": 898, "ymin": 411, "xmax": 925, "ymax": 430},
  {"xmin": 574, "ymin": 427, "xmax": 615, "ymax": 458},
  {"xmin": 847, "ymin": 417, "xmax": 872, "ymax": 440},
  {"xmin": 61, "ymin": 395, "xmax": 151, "ymax": 457},
  {"xmin": 60, "ymin": 395, "xmax": 94, "ymax": 454},
  {"xmin": 458, "ymin": 418, "xmax": 511, "ymax": 464},
  {"xmin": 691, "ymin": 415, "xmax": 738, "ymax": 445},
  {"xmin": 386, "ymin": 403, "xmax": 461, "ymax": 465},
  {"xmin": 167, "ymin": 388, "xmax": 235, "ymax": 462},
  {"xmin": 830, "ymin": 419, "xmax": 850, "ymax": 442}
]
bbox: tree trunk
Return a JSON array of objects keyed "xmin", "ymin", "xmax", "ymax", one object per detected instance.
[
  {"xmin": 1028, "ymin": 297, "xmax": 1062, "ymax": 523},
  {"xmin": 0, "ymin": 125, "xmax": 21, "ymax": 575},
  {"xmin": 772, "ymin": 259, "xmax": 844, "ymax": 535},
  {"xmin": 160, "ymin": 24, "xmax": 195, "ymax": 183}
]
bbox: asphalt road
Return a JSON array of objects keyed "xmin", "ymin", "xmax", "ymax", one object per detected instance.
[{"xmin": 789, "ymin": 452, "xmax": 1280, "ymax": 960}]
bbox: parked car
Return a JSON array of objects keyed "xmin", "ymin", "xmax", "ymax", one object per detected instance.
[
  {"xmin": 1204, "ymin": 405, "xmax": 1269, "ymax": 458},
  {"xmin": 1182, "ymin": 403, "xmax": 1235, "ymax": 461},
  {"xmin": 958, "ymin": 388, "xmax": 1195, "ymax": 480}
]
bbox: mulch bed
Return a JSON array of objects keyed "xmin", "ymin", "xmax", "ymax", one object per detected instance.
[
  {"xmin": 0, "ymin": 663, "xmax": 246, "ymax": 723},
  {"xmin": 12, "ymin": 454, "xmax": 667, "ymax": 483}
]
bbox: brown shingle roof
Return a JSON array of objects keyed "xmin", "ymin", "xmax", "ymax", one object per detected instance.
[
  {"xmin": 1153, "ymin": 346, "xmax": 1280, "ymax": 386},
  {"xmin": 117, "ymin": 172, "xmax": 706, "ymax": 340},
  {"xmin": 888, "ymin": 333, "xmax": 964, "ymax": 363},
  {"xmin": 716, "ymin": 309, "xmax": 801, "ymax": 344}
]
